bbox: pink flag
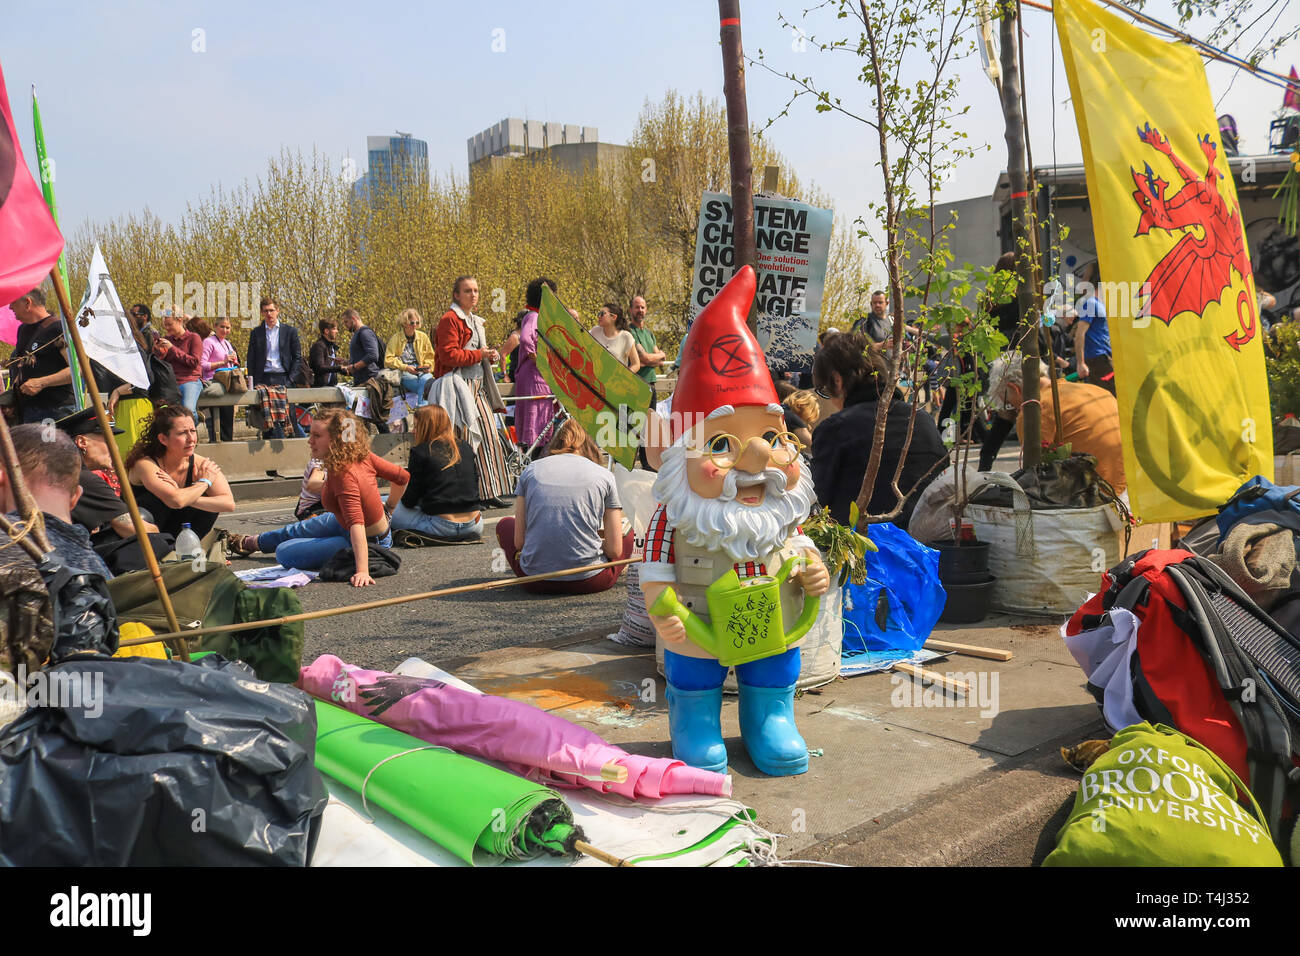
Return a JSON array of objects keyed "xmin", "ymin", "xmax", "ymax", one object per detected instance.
[
  {"xmin": 299, "ymin": 654, "xmax": 732, "ymax": 800},
  {"xmin": 1285, "ymin": 67, "xmax": 1300, "ymax": 112},
  {"xmin": 0, "ymin": 59, "xmax": 63, "ymax": 307}
]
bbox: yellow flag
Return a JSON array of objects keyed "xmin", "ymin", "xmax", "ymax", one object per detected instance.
[{"xmin": 1055, "ymin": 0, "xmax": 1272, "ymax": 522}]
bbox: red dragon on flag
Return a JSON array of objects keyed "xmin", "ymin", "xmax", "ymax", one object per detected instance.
[{"xmin": 1129, "ymin": 123, "xmax": 1256, "ymax": 350}]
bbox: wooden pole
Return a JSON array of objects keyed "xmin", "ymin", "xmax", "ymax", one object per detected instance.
[
  {"xmin": 574, "ymin": 840, "xmax": 636, "ymax": 867},
  {"xmin": 120, "ymin": 556, "xmax": 639, "ymax": 647},
  {"xmin": 893, "ymin": 662, "xmax": 972, "ymax": 696},
  {"xmin": 999, "ymin": 1, "xmax": 1040, "ymax": 467},
  {"xmin": 48, "ymin": 269, "xmax": 189, "ymax": 659},
  {"xmin": 923, "ymin": 639, "xmax": 1013, "ymax": 662},
  {"xmin": 719, "ymin": 0, "xmax": 759, "ymax": 335}
]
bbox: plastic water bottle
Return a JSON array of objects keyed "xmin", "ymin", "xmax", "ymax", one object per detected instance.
[{"xmin": 176, "ymin": 523, "xmax": 202, "ymax": 561}]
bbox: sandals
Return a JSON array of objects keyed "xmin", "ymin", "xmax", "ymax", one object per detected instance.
[{"xmin": 228, "ymin": 533, "xmax": 260, "ymax": 556}]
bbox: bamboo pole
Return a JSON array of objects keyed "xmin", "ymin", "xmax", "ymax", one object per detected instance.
[
  {"xmin": 48, "ymin": 269, "xmax": 189, "ymax": 659},
  {"xmin": 120, "ymin": 556, "xmax": 639, "ymax": 647},
  {"xmin": 574, "ymin": 839, "xmax": 636, "ymax": 867}
]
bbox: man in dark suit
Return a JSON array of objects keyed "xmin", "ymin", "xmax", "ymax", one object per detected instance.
[{"xmin": 246, "ymin": 296, "xmax": 302, "ymax": 438}]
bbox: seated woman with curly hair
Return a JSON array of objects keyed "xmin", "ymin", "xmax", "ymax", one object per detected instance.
[
  {"xmin": 126, "ymin": 404, "xmax": 236, "ymax": 540},
  {"xmin": 233, "ymin": 409, "xmax": 410, "ymax": 586}
]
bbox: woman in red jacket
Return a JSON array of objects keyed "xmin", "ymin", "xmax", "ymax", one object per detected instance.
[
  {"xmin": 233, "ymin": 409, "xmax": 410, "ymax": 586},
  {"xmin": 434, "ymin": 275, "xmax": 513, "ymax": 506},
  {"xmin": 156, "ymin": 312, "xmax": 204, "ymax": 420}
]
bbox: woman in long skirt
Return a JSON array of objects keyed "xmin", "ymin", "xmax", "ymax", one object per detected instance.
[{"xmin": 432, "ymin": 276, "xmax": 513, "ymax": 506}]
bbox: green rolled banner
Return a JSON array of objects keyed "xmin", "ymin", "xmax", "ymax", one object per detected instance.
[{"xmin": 314, "ymin": 701, "xmax": 581, "ymax": 865}]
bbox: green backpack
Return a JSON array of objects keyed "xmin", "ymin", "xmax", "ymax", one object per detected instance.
[
  {"xmin": 107, "ymin": 564, "xmax": 304, "ymax": 683},
  {"xmin": 1044, "ymin": 722, "xmax": 1284, "ymax": 867}
]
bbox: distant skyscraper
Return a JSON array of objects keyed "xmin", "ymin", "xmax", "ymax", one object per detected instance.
[{"xmin": 353, "ymin": 132, "xmax": 429, "ymax": 200}]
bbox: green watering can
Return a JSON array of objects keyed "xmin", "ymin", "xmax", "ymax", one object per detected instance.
[{"xmin": 648, "ymin": 556, "xmax": 820, "ymax": 667}]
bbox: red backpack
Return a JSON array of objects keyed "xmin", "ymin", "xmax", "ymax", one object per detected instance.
[{"xmin": 1066, "ymin": 549, "xmax": 1300, "ymax": 844}]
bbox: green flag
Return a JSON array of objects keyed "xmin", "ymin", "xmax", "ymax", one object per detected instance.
[
  {"xmin": 535, "ymin": 286, "xmax": 652, "ymax": 469},
  {"xmin": 32, "ymin": 86, "xmax": 86, "ymax": 410}
]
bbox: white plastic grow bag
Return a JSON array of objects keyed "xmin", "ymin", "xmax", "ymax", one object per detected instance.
[{"xmin": 961, "ymin": 471, "xmax": 1127, "ymax": 616}]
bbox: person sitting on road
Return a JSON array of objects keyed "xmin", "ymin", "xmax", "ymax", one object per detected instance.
[
  {"xmin": 391, "ymin": 404, "xmax": 482, "ymax": 544},
  {"xmin": 495, "ymin": 419, "xmax": 633, "ymax": 595},
  {"xmin": 987, "ymin": 353, "xmax": 1128, "ymax": 495},
  {"xmin": 811, "ymin": 332, "xmax": 949, "ymax": 528},
  {"xmin": 232, "ymin": 409, "xmax": 409, "ymax": 586},
  {"xmin": 0, "ymin": 424, "xmax": 114, "ymax": 580},
  {"xmin": 126, "ymin": 405, "xmax": 236, "ymax": 541}
]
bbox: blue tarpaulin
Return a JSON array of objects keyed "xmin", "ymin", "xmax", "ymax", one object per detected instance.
[{"xmin": 841, "ymin": 523, "xmax": 946, "ymax": 658}]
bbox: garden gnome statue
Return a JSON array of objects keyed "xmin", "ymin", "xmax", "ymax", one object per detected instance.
[{"xmin": 639, "ymin": 265, "xmax": 829, "ymax": 776}]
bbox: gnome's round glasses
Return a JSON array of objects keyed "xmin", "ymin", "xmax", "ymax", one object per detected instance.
[{"xmin": 694, "ymin": 430, "xmax": 803, "ymax": 470}]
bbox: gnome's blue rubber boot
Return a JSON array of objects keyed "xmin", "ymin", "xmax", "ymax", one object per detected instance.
[
  {"xmin": 664, "ymin": 650, "xmax": 729, "ymax": 773},
  {"xmin": 737, "ymin": 649, "xmax": 808, "ymax": 776}
]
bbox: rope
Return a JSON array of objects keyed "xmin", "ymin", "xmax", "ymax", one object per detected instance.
[
  {"xmin": 1025, "ymin": 0, "xmax": 1300, "ymax": 94},
  {"xmin": 0, "ymin": 513, "xmax": 47, "ymax": 560},
  {"xmin": 355, "ymin": 745, "xmax": 454, "ymax": 823}
]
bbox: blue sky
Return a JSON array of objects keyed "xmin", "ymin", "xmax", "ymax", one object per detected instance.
[{"xmin": 2, "ymin": 0, "xmax": 1295, "ymax": 276}]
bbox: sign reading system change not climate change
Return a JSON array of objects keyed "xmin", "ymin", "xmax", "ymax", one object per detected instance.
[{"xmin": 690, "ymin": 191, "xmax": 832, "ymax": 374}]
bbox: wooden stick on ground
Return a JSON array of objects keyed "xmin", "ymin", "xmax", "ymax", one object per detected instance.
[
  {"xmin": 49, "ymin": 269, "xmax": 189, "ymax": 660},
  {"xmin": 119, "ymin": 556, "xmax": 639, "ymax": 647},
  {"xmin": 574, "ymin": 840, "xmax": 636, "ymax": 867},
  {"xmin": 893, "ymin": 662, "xmax": 972, "ymax": 697},
  {"xmin": 923, "ymin": 639, "xmax": 1013, "ymax": 662}
]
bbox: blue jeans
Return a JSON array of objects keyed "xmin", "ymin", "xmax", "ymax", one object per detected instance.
[
  {"xmin": 401, "ymin": 372, "xmax": 435, "ymax": 406},
  {"xmin": 178, "ymin": 380, "xmax": 203, "ymax": 419},
  {"xmin": 390, "ymin": 502, "xmax": 482, "ymax": 540},
  {"xmin": 258, "ymin": 511, "xmax": 393, "ymax": 571}
]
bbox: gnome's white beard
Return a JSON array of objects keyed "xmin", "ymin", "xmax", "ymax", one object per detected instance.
[{"xmin": 653, "ymin": 442, "xmax": 816, "ymax": 562}]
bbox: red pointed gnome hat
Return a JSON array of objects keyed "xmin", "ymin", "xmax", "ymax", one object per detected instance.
[{"xmin": 670, "ymin": 265, "xmax": 776, "ymax": 441}]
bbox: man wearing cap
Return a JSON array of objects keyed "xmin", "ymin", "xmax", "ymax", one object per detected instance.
[
  {"xmin": 638, "ymin": 266, "xmax": 829, "ymax": 777},
  {"xmin": 56, "ymin": 409, "xmax": 162, "ymax": 570}
]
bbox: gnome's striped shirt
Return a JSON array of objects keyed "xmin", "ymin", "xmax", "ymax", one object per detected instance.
[{"xmin": 639, "ymin": 503, "xmax": 811, "ymax": 585}]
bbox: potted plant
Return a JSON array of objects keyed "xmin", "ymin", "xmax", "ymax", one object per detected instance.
[
  {"xmin": 918, "ymin": 265, "xmax": 1013, "ymax": 622},
  {"xmin": 800, "ymin": 504, "xmax": 876, "ymax": 683}
]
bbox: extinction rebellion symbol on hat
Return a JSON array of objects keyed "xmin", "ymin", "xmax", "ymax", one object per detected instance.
[{"xmin": 709, "ymin": 334, "xmax": 753, "ymax": 378}]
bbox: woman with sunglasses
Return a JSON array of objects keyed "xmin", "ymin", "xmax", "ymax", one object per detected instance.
[
  {"xmin": 385, "ymin": 308, "xmax": 437, "ymax": 407},
  {"xmin": 588, "ymin": 303, "xmax": 640, "ymax": 374},
  {"xmin": 810, "ymin": 332, "xmax": 948, "ymax": 528}
]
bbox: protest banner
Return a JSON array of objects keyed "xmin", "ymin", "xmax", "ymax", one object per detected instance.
[
  {"xmin": 536, "ymin": 285, "xmax": 652, "ymax": 469},
  {"xmin": 1056, "ymin": 0, "xmax": 1273, "ymax": 521},
  {"xmin": 690, "ymin": 191, "xmax": 832, "ymax": 374}
]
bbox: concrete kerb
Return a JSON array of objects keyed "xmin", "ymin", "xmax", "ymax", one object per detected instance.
[{"xmin": 794, "ymin": 720, "xmax": 1104, "ymax": 867}]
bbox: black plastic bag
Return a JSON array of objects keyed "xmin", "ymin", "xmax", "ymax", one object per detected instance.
[
  {"xmin": 0, "ymin": 654, "xmax": 327, "ymax": 866},
  {"xmin": 38, "ymin": 555, "xmax": 118, "ymax": 662}
]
